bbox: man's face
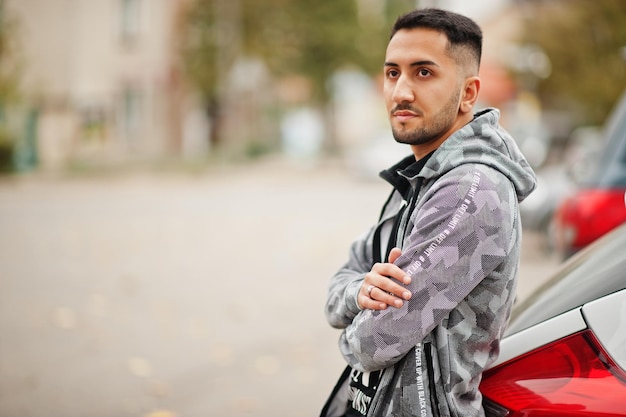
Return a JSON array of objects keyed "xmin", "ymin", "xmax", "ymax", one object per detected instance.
[{"xmin": 384, "ymin": 28, "xmax": 464, "ymax": 148}]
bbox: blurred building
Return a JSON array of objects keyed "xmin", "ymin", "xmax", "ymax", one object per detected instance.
[
  {"xmin": 5, "ymin": 0, "xmax": 191, "ymax": 170},
  {"xmin": 4, "ymin": 0, "xmax": 554, "ymax": 172}
]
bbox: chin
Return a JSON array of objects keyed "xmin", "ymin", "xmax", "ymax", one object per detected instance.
[{"xmin": 391, "ymin": 128, "xmax": 416, "ymax": 144}]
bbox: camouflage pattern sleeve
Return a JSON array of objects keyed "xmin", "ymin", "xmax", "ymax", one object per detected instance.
[
  {"xmin": 325, "ymin": 226, "xmax": 377, "ymax": 329},
  {"xmin": 339, "ymin": 164, "xmax": 518, "ymax": 372}
]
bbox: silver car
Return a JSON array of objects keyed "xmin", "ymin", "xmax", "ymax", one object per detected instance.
[{"xmin": 480, "ymin": 206, "xmax": 626, "ymax": 416}]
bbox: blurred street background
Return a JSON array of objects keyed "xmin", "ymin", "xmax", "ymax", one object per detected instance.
[{"xmin": 0, "ymin": 0, "xmax": 625, "ymax": 416}]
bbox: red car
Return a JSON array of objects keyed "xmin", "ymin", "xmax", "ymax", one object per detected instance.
[{"xmin": 553, "ymin": 90, "xmax": 626, "ymax": 258}]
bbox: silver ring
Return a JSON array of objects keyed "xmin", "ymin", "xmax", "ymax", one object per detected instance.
[{"xmin": 366, "ymin": 285, "xmax": 375, "ymax": 297}]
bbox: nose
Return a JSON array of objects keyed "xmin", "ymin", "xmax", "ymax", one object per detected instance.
[{"xmin": 392, "ymin": 75, "xmax": 415, "ymax": 104}]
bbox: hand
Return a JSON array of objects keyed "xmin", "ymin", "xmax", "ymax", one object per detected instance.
[{"xmin": 358, "ymin": 247, "xmax": 412, "ymax": 310}]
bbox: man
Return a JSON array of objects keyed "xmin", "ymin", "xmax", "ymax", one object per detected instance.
[{"xmin": 321, "ymin": 8, "xmax": 537, "ymax": 417}]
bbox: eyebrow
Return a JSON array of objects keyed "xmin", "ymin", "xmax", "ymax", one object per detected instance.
[{"xmin": 384, "ymin": 60, "xmax": 439, "ymax": 68}]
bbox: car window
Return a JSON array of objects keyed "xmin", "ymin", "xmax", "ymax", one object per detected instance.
[
  {"xmin": 593, "ymin": 90, "xmax": 626, "ymax": 187},
  {"xmin": 506, "ymin": 223, "xmax": 626, "ymax": 335}
]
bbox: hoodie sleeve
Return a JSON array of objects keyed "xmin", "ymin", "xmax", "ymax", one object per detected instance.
[
  {"xmin": 339, "ymin": 164, "xmax": 519, "ymax": 372},
  {"xmin": 325, "ymin": 226, "xmax": 375, "ymax": 329}
]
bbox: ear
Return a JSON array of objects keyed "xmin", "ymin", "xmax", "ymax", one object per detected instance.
[{"xmin": 459, "ymin": 76, "xmax": 480, "ymax": 114}]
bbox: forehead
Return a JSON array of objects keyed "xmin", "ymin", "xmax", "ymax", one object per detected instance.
[{"xmin": 385, "ymin": 28, "xmax": 452, "ymax": 65}]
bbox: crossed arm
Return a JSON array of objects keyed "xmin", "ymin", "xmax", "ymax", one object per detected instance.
[
  {"xmin": 327, "ymin": 167, "xmax": 517, "ymax": 372},
  {"xmin": 325, "ymin": 225, "xmax": 416, "ymax": 329}
]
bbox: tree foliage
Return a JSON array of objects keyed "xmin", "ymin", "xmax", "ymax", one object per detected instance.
[
  {"xmin": 521, "ymin": 0, "xmax": 626, "ymax": 125},
  {"xmin": 182, "ymin": 0, "xmax": 415, "ymax": 98},
  {"xmin": 179, "ymin": 0, "xmax": 414, "ymax": 145},
  {"xmin": 0, "ymin": 0, "xmax": 20, "ymax": 106}
]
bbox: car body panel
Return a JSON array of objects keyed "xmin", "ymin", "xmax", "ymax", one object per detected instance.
[
  {"xmin": 507, "ymin": 222, "xmax": 626, "ymax": 335},
  {"xmin": 489, "ymin": 308, "xmax": 587, "ymax": 369},
  {"xmin": 582, "ymin": 289, "xmax": 626, "ymax": 373}
]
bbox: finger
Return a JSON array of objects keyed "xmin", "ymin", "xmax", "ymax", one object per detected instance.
[
  {"xmin": 361, "ymin": 274, "xmax": 410, "ymax": 309},
  {"xmin": 388, "ymin": 247, "xmax": 402, "ymax": 264},
  {"xmin": 366, "ymin": 273, "xmax": 411, "ymax": 303},
  {"xmin": 359, "ymin": 280, "xmax": 398, "ymax": 310},
  {"xmin": 372, "ymin": 280, "xmax": 411, "ymax": 304},
  {"xmin": 372, "ymin": 262, "xmax": 412, "ymax": 286},
  {"xmin": 358, "ymin": 291, "xmax": 387, "ymax": 310},
  {"xmin": 369, "ymin": 285, "xmax": 406, "ymax": 308}
]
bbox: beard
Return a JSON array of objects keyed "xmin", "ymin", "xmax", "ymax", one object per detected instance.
[{"xmin": 391, "ymin": 86, "xmax": 462, "ymax": 146}]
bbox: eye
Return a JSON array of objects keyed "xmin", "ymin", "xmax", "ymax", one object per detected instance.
[
  {"xmin": 386, "ymin": 68, "xmax": 400, "ymax": 79},
  {"xmin": 417, "ymin": 68, "xmax": 431, "ymax": 77}
]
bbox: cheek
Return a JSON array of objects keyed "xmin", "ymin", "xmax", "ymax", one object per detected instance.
[{"xmin": 425, "ymin": 84, "xmax": 456, "ymax": 108}]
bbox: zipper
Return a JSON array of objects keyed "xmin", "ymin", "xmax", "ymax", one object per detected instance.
[
  {"xmin": 373, "ymin": 198, "xmax": 407, "ymax": 264},
  {"xmin": 396, "ymin": 178, "xmax": 423, "ymax": 249},
  {"xmin": 424, "ymin": 342, "xmax": 441, "ymax": 417}
]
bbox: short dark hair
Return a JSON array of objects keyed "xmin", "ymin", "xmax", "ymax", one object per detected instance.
[{"xmin": 391, "ymin": 8, "xmax": 482, "ymax": 72}]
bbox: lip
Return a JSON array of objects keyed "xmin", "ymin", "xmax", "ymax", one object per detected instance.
[{"xmin": 392, "ymin": 110, "xmax": 418, "ymax": 123}]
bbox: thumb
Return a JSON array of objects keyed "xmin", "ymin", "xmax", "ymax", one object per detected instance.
[{"xmin": 388, "ymin": 247, "xmax": 402, "ymax": 264}]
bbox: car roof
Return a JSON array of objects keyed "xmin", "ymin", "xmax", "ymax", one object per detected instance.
[{"xmin": 506, "ymin": 222, "xmax": 626, "ymax": 335}]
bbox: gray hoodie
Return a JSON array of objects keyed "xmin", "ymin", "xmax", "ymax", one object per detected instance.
[{"xmin": 323, "ymin": 108, "xmax": 537, "ymax": 417}]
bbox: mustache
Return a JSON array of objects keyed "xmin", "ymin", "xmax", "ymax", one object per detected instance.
[{"xmin": 391, "ymin": 104, "xmax": 421, "ymax": 115}]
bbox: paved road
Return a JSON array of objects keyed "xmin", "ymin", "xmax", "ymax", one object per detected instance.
[{"xmin": 0, "ymin": 158, "xmax": 560, "ymax": 417}]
